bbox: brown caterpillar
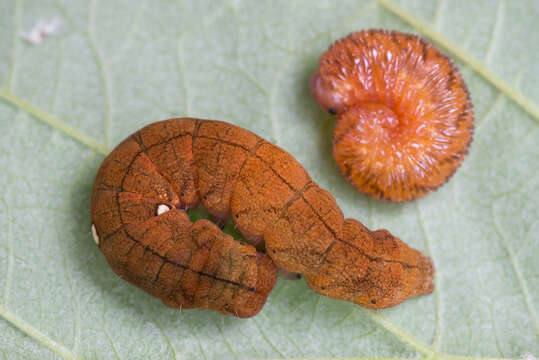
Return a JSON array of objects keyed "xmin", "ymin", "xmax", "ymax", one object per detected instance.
[
  {"xmin": 310, "ymin": 30, "xmax": 474, "ymax": 202},
  {"xmin": 91, "ymin": 118, "xmax": 435, "ymax": 318}
]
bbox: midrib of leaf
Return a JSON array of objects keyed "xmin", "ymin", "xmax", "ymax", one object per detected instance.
[
  {"xmin": 359, "ymin": 309, "xmax": 434, "ymax": 358},
  {"xmin": 358, "ymin": 310, "xmax": 512, "ymax": 360},
  {"xmin": 0, "ymin": 88, "xmax": 109, "ymax": 155},
  {"xmin": 377, "ymin": 0, "xmax": 539, "ymax": 124},
  {"xmin": 0, "ymin": 2, "xmax": 535, "ymax": 359},
  {"xmin": 0, "ymin": 308, "xmax": 82, "ymax": 360}
]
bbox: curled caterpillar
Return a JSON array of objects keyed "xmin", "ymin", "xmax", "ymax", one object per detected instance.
[
  {"xmin": 310, "ymin": 29, "xmax": 474, "ymax": 202},
  {"xmin": 91, "ymin": 118, "xmax": 435, "ymax": 317}
]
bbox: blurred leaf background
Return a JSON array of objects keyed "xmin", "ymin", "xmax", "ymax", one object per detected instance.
[{"xmin": 0, "ymin": 0, "xmax": 537, "ymax": 359}]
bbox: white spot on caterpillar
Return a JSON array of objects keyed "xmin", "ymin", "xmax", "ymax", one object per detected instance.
[
  {"xmin": 91, "ymin": 224, "xmax": 99, "ymax": 246},
  {"xmin": 157, "ymin": 204, "xmax": 170, "ymax": 215}
]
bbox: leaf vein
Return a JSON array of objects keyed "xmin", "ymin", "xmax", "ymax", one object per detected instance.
[
  {"xmin": 0, "ymin": 308, "xmax": 83, "ymax": 360},
  {"xmin": 491, "ymin": 202, "xmax": 539, "ymax": 340},
  {"xmin": 252, "ymin": 317, "xmax": 286, "ymax": 358},
  {"xmin": 1, "ymin": 198, "xmax": 13, "ymax": 308},
  {"xmin": 88, "ymin": 0, "xmax": 113, "ymax": 148},
  {"xmin": 152, "ymin": 319, "xmax": 177, "ymax": 360},
  {"xmin": 176, "ymin": 37, "xmax": 190, "ymax": 116},
  {"xmin": 5, "ymin": 0, "xmax": 21, "ymax": 90},
  {"xmin": 110, "ymin": 0, "xmax": 147, "ymax": 64},
  {"xmin": 484, "ymin": 0, "xmax": 505, "ymax": 65},
  {"xmin": 415, "ymin": 202, "xmax": 442, "ymax": 350},
  {"xmin": 359, "ymin": 308, "xmax": 434, "ymax": 357},
  {"xmin": 215, "ymin": 319, "xmax": 238, "ymax": 360},
  {"xmin": 0, "ymin": 88, "xmax": 109, "ymax": 155},
  {"xmin": 433, "ymin": 0, "xmax": 446, "ymax": 29}
]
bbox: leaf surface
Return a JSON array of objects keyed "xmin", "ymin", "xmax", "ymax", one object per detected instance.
[{"xmin": 0, "ymin": 0, "xmax": 537, "ymax": 359}]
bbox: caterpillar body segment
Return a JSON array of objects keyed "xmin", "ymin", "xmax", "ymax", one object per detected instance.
[{"xmin": 91, "ymin": 118, "xmax": 435, "ymax": 317}]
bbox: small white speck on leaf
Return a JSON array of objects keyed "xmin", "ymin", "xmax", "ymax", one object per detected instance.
[
  {"xmin": 157, "ymin": 204, "xmax": 171, "ymax": 215},
  {"xmin": 20, "ymin": 17, "xmax": 61, "ymax": 45},
  {"xmin": 91, "ymin": 224, "xmax": 99, "ymax": 245}
]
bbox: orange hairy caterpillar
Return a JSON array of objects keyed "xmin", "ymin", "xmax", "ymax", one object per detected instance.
[
  {"xmin": 310, "ymin": 30, "xmax": 474, "ymax": 202},
  {"xmin": 91, "ymin": 118, "xmax": 434, "ymax": 317}
]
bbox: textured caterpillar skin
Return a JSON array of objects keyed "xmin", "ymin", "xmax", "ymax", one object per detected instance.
[
  {"xmin": 310, "ymin": 30, "xmax": 474, "ymax": 202},
  {"xmin": 91, "ymin": 118, "xmax": 434, "ymax": 316},
  {"xmin": 91, "ymin": 119, "xmax": 278, "ymax": 318}
]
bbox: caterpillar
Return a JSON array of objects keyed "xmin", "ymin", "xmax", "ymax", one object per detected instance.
[
  {"xmin": 91, "ymin": 118, "xmax": 435, "ymax": 318},
  {"xmin": 310, "ymin": 29, "xmax": 474, "ymax": 202}
]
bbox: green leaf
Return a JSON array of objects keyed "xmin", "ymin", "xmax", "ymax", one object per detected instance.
[{"xmin": 0, "ymin": 0, "xmax": 537, "ymax": 359}]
